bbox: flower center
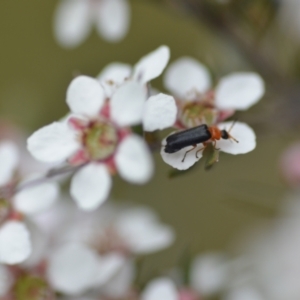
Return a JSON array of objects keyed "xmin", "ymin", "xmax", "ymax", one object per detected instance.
[
  {"xmin": 84, "ymin": 122, "xmax": 118, "ymax": 161},
  {"xmin": 181, "ymin": 102, "xmax": 217, "ymax": 128}
]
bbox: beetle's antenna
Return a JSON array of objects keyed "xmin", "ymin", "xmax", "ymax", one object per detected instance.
[
  {"xmin": 227, "ymin": 119, "xmax": 239, "ymax": 143},
  {"xmin": 228, "ymin": 119, "xmax": 237, "ymax": 133}
]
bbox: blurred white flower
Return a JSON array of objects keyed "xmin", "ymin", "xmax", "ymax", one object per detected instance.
[
  {"xmin": 0, "ymin": 141, "xmax": 59, "ymax": 265},
  {"xmin": 190, "ymin": 252, "xmax": 230, "ymax": 297},
  {"xmin": 140, "ymin": 253, "xmax": 230, "ymax": 300},
  {"xmin": 141, "ymin": 277, "xmax": 178, "ymax": 300},
  {"xmin": 161, "ymin": 121, "xmax": 256, "ymax": 170},
  {"xmin": 0, "ymin": 221, "xmax": 31, "ymax": 265},
  {"xmin": 35, "ymin": 200, "xmax": 175, "ymax": 296},
  {"xmin": 215, "ymin": 196, "xmax": 300, "ymax": 300},
  {"xmin": 54, "ymin": 0, "xmax": 131, "ymax": 48}
]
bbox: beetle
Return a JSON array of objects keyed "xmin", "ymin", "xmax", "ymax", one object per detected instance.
[{"xmin": 164, "ymin": 122, "xmax": 238, "ymax": 162}]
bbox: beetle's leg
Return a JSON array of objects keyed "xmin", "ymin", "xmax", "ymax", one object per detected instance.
[
  {"xmin": 182, "ymin": 144, "xmax": 197, "ymax": 162},
  {"xmin": 196, "ymin": 146, "xmax": 205, "ymax": 158}
]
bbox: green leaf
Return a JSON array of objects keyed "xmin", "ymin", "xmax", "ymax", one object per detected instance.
[{"xmin": 204, "ymin": 144, "xmax": 220, "ymax": 170}]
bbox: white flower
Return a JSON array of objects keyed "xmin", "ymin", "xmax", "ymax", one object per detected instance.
[
  {"xmin": 47, "ymin": 243, "xmax": 100, "ymax": 295},
  {"xmin": 141, "ymin": 277, "xmax": 179, "ymax": 300},
  {"xmin": 161, "ymin": 121, "xmax": 256, "ymax": 170},
  {"xmin": 164, "ymin": 57, "xmax": 265, "ymax": 111},
  {"xmin": 0, "ymin": 141, "xmax": 59, "ymax": 264},
  {"xmin": 114, "ymin": 206, "xmax": 175, "ymax": 254},
  {"xmin": 41, "ymin": 200, "xmax": 174, "ymax": 296},
  {"xmin": 53, "ymin": 0, "xmax": 131, "ymax": 48},
  {"xmin": 190, "ymin": 253, "xmax": 229, "ymax": 296},
  {"xmin": 0, "ymin": 221, "xmax": 31, "ymax": 264},
  {"xmin": 27, "ymin": 70, "xmax": 176, "ymax": 210}
]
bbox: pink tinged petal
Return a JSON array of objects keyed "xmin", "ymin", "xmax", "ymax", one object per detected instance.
[
  {"xmin": 164, "ymin": 57, "xmax": 211, "ymax": 99},
  {"xmin": 53, "ymin": 0, "xmax": 92, "ymax": 48},
  {"xmin": 110, "ymin": 81, "xmax": 147, "ymax": 126},
  {"xmin": 95, "ymin": 0, "xmax": 130, "ymax": 42},
  {"xmin": 215, "ymin": 72, "xmax": 265, "ymax": 110},
  {"xmin": 14, "ymin": 180, "xmax": 59, "ymax": 215},
  {"xmin": 0, "ymin": 141, "xmax": 19, "ymax": 186},
  {"xmin": 115, "ymin": 135, "xmax": 153, "ymax": 184},
  {"xmin": 161, "ymin": 135, "xmax": 203, "ymax": 170},
  {"xmin": 190, "ymin": 253, "xmax": 229, "ymax": 296},
  {"xmin": 94, "ymin": 253, "xmax": 125, "ymax": 286},
  {"xmin": 97, "ymin": 63, "xmax": 132, "ymax": 97},
  {"xmin": 101, "ymin": 259, "xmax": 135, "ymax": 298},
  {"xmin": 133, "ymin": 45, "xmax": 170, "ymax": 84},
  {"xmin": 0, "ymin": 221, "xmax": 31, "ymax": 264},
  {"xmin": 116, "ymin": 208, "xmax": 175, "ymax": 254},
  {"xmin": 70, "ymin": 163, "xmax": 112, "ymax": 211},
  {"xmin": 216, "ymin": 122, "xmax": 256, "ymax": 155},
  {"xmin": 142, "ymin": 278, "xmax": 179, "ymax": 300},
  {"xmin": 47, "ymin": 243, "xmax": 99, "ymax": 295},
  {"xmin": 67, "ymin": 76, "xmax": 106, "ymax": 117},
  {"xmin": 27, "ymin": 122, "xmax": 79, "ymax": 163},
  {"xmin": 0, "ymin": 265, "xmax": 13, "ymax": 296},
  {"xmin": 143, "ymin": 93, "xmax": 177, "ymax": 131}
]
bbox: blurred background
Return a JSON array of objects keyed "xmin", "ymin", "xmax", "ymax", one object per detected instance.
[{"xmin": 0, "ymin": 0, "xmax": 299, "ymax": 295}]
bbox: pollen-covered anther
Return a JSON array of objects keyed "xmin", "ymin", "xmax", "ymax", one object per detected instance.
[
  {"xmin": 181, "ymin": 102, "xmax": 218, "ymax": 127},
  {"xmin": 82, "ymin": 121, "xmax": 119, "ymax": 161}
]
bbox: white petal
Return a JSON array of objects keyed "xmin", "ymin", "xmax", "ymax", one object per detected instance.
[
  {"xmin": 97, "ymin": 62, "xmax": 132, "ymax": 97},
  {"xmin": 95, "ymin": 0, "xmax": 130, "ymax": 42},
  {"xmin": 53, "ymin": 0, "xmax": 92, "ymax": 48},
  {"xmin": 215, "ymin": 72, "xmax": 265, "ymax": 110},
  {"xmin": 94, "ymin": 253, "xmax": 125, "ymax": 286},
  {"xmin": 115, "ymin": 135, "xmax": 153, "ymax": 184},
  {"xmin": 27, "ymin": 122, "xmax": 79, "ymax": 163},
  {"xmin": 164, "ymin": 57, "xmax": 211, "ymax": 99},
  {"xmin": 101, "ymin": 259, "xmax": 135, "ymax": 298},
  {"xmin": 67, "ymin": 76, "xmax": 106, "ymax": 117},
  {"xmin": 110, "ymin": 81, "xmax": 147, "ymax": 126},
  {"xmin": 0, "ymin": 221, "xmax": 31, "ymax": 264},
  {"xmin": 143, "ymin": 93, "xmax": 177, "ymax": 131},
  {"xmin": 14, "ymin": 179, "xmax": 59, "ymax": 215},
  {"xmin": 142, "ymin": 278, "xmax": 178, "ymax": 300},
  {"xmin": 70, "ymin": 163, "xmax": 111, "ymax": 210},
  {"xmin": 0, "ymin": 141, "xmax": 19, "ymax": 186},
  {"xmin": 47, "ymin": 243, "xmax": 99, "ymax": 295},
  {"xmin": 116, "ymin": 207, "xmax": 175, "ymax": 254},
  {"xmin": 190, "ymin": 253, "xmax": 229, "ymax": 296},
  {"xmin": 0, "ymin": 265, "xmax": 13, "ymax": 296},
  {"xmin": 133, "ymin": 46, "xmax": 170, "ymax": 84},
  {"xmin": 216, "ymin": 122, "xmax": 256, "ymax": 155},
  {"xmin": 161, "ymin": 135, "xmax": 203, "ymax": 170}
]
